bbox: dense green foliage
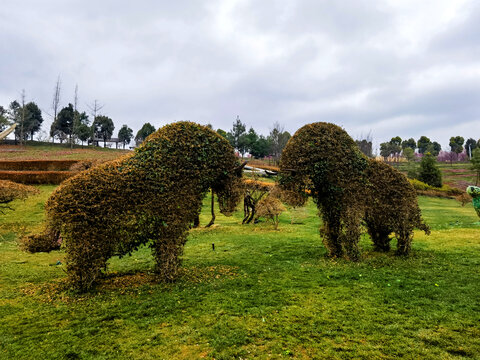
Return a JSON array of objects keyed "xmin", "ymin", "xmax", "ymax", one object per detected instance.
[
  {"xmin": 0, "ymin": 105, "xmax": 9, "ymax": 131},
  {"xmin": 135, "ymin": 122, "xmax": 156, "ymax": 143},
  {"xmin": 93, "ymin": 115, "xmax": 115, "ymax": 147},
  {"xmin": 50, "ymin": 104, "xmax": 75, "ymax": 142},
  {"xmin": 416, "ymin": 136, "xmax": 441, "ymax": 156},
  {"xmin": 471, "ymin": 148, "xmax": 480, "ymax": 185},
  {"xmin": 401, "ymin": 137, "xmax": 416, "ymax": 150},
  {"xmin": 0, "ymin": 179, "xmax": 38, "ymax": 213},
  {"xmin": 449, "ymin": 136, "xmax": 464, "ymax": 154},
  {"xmin": 14, "ymin": 102, "xmax": 43, "ymax": 141},
  {"xmin": 280, "ymin": 122, "xmax": 368, "ymax": 260},
  {"xmin": 33, "ymin": 122, "xmax": 242, "ymax": 290},
  {"xmin": 281, "ymin": 122, "xmax": 428, "ymax": 259},
  {"xmin": 418, "ymin": 153, "xmax": 443, "ymax": 188},
  {"xmin": 364, "ymin": 159, "xmax": 430, "ymax": 254},
  {"xmin": 117, "ymin": 124, "xmax": 133, "ymax": 149}
]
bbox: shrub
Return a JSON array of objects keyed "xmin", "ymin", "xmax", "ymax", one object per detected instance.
[
  {"xmin": 242, "ymin": 179, "xmax": 273, "ymax": 224},
  {"xmin": 255, "ymin": 195, "xmax": 286, "ymax": 229},
  {"xmin": 0, "ymin": 160, "xmax": 78, "ymax": 171},
  {"xmin": 38, "ymin": 122, "xmax": 243, "ymax": 291},
  {"xmin": 0, "ymin": 180, "xmax": 39, "ymax": 212},
  {"xmin": 69, "ymin": 159, "xmax": 105, "ymax": 172},
  {"xmin": 0, "ymin": 171, "xmax": 74, "ymax": 184},
  {"xmin": 409, "ymin": 179, "xmax": 463, "ymax": 197},
  {"xmin": 21, "ymin": 229, "xmax": 61, "ymax": 253},
  {"xmin": 418, "ymin": 152, "xmax": 442, "ymax": 187}
]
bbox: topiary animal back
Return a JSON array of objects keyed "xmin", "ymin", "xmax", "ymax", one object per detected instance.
[{"xmin": 43, "ymin": 122, "xmax": 243, "ymax": 290}]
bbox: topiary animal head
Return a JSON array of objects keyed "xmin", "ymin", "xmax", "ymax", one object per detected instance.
[
  {"xmin": 280, "ymin": 122, "xmax": 367, "ymax": 201},
  {"xmin": 467, "ymin": 185, "xmax": 480, "ymax": 198}
]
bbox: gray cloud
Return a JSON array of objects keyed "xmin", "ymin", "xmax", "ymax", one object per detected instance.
[{"xmin": 0, "ymin": 0, "xmax": 479, "ymax": 151}]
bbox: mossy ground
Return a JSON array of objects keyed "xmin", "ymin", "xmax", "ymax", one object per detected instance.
[{"xmin": 1, "ymin": 187, "xmax": 479, "ymax": 359}]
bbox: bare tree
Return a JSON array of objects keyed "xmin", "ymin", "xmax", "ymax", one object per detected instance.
[
  {"xmin": 87, "ymin": 99, "xmax": 104, "ymax": 146},
  {"xmin": 71, "ymin": 84, "xmax": 79, "ymax": 149},
  {"xmin": 268, "ymin": 121, "xmax": 291, "ymax": 162},
  {"xmin": 50, "ymin": 76, "xmax": 61, "ymax": 143},
  {"xmin": 20, "ymin": 89, "xmax": 26, "ymax": 146}
]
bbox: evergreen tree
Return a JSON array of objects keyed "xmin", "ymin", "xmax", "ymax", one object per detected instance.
[
  {"xmin": 93, "ymin": 115, "xmax": 114, "ymax": 147},
  {"xmin": 135, "ymin": 123, "xmax": 156, "ymax": 143},
  {"xmin": 401, "ymin": 138, "xmax": 416, "ymax": 150},
  {"xmin": 250, "ymin": 135, "xmax": 270, "ymax": 158},
  {"xmin": 471, "ymin": 148, "xmax": 480, "ymax": 186},
  {"xmin": 418, "ymin": 152, "xmax": 442, "ymax": 187},
  {"xmin": 449, "ymin": 136, "xmax": 464, "ymax": 154},
  {"xmin": 76, "ymin": 122, "xmax": 91, "ymax": 146},
  {"xmin": 23, "ymin": 102, "xmax": 43, "ymax": 140},
  {"xmin": 244, "ymin": 127, "xmax": 258, "ymax": 155},
  {"xmin": 51, "ymin": 104, "xmax": 74, "ymax": 143},
  {"xmin": 72, "ymin": 111, "xmax": 90, "ymax": 146},
  {"xmin": 465, "ymin": 138, "xmax": 477, "ymax": 158},
  {"xmin": 0, "ymin": 106, "xmax": 10, "ymax": 131},
  {"xmin": 227, "ymin": 116, "xmax": 246, "ymax": 154},
  {"xmin": 417, "ymin": 136, "xmax": 431, "ymax": 154},
  {"xmin": 118, "ymin": 125, "xmax": 133, "ymax": 149},
  {"xmin": 216, "ymin": 129, "xmax": 228, "ymax": 139}
]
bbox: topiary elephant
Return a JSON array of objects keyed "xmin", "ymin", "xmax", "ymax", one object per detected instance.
[
  {"xmin": 466, "ymin": 185, "xmax": 480, "ymax": 218},
  {"xmin": 38, "ymin": 122, "xmax": 243, "ymax": 291}
]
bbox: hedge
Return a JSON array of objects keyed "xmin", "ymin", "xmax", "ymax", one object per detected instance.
[
  {"xmin": 0, "ymin": 160, "xmax": 79, "ymax": 171},
  {"xmin": 0, "ymin": 171, "xmax": 74, "ymax": 184}
]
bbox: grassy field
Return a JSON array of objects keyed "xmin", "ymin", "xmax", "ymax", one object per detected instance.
[
  {"xmin": 395, "ymin": 161, "xmax": 477, "ymax": 190},
  {"xmin": 1, "ymin": 187, "xmax": 480, "ymax": 359},
  {"xmin": 0, "ymin": 142, "xmax": 129, "ymax": 161}
]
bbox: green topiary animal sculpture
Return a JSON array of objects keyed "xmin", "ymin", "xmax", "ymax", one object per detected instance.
[
  {"xmin": 40, "ymin": 122, "xmax": 243, "ymax": 290},
  {"xmin": 466, "ymin": 185, "xmax": 480, "ymax": 218},
  {"xmin": 280, "ymin": 122, "xmax": 368, "ymax": 260},
  {"xmin": 280, "ymin": 122, "xmax": 429, "ymax": 259}
]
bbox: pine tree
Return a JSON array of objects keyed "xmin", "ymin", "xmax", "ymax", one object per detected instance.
[{"xmin": 418, "ymin": 152, "xmax": 442, "ymax": 187}]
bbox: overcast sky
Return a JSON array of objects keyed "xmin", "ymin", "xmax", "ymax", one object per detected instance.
[{"xmin": 1, "ymin": 0, "xmax": 479, "ymax": 151}]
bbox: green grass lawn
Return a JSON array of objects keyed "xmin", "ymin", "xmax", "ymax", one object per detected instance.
[
  {"xmin": 0, "ymin": 143, "xmax": 129, "ymax": 161},
  {"xmin": 1, "ymin": 188, "xmax": 479, "ymax": 359}
]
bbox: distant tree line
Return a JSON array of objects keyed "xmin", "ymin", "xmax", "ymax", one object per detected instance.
[
  {"xmin": 378, "ymin": 135, "xmax": 480, "ymax": 161},
  {"xmin": 213, "ymin": 116, "xmax": 291, "ymax": 160}
]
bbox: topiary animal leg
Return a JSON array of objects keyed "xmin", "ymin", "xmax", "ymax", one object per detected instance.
[
  {"xmin": 366, "ymin": 220, "xmax": 392, "ymax": 252},
  {"xmin": 66, "ymin": 233, "xmax": 108, "ymax": 291},
  {"xmin": 321, "ymin": 214, "xmax": 344, "ymax": 258},
  {"xmin": 341, "ymin": 214, "xmax": 361, "ymax": 261},
  {"xmin": 395, "ymin": 230, "xmax": 413, "ymax": 256},
  {"xmin": 152, "ymin": 225, "xmax": 188, "ymax": 282}
]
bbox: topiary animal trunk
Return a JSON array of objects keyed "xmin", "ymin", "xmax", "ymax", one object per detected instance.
[
  {"xmin": 280, "ymin": 122, "xmax": 429, "ymax": 259},
  {"xmin": 42, "ymin": 122, "xmax": 242, "ymax": 290}
]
